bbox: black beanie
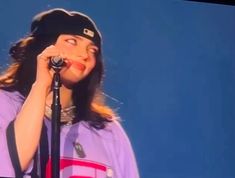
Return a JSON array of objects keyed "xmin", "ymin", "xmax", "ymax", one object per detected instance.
[{"xmin": 31, "ymin": 8, "xmax": 101, "ymax": 47}]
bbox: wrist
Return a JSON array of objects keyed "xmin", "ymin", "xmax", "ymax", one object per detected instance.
[{"xmin": 32, "ymin": 82, "xmax": 51, "ymax": 94}]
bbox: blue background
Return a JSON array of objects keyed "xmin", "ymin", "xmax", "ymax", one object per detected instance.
[{"xmin": 0, "ymin": 1, "xmax": 235, "ymax": 178}]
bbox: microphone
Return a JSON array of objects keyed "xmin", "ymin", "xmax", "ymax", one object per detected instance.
[{"xmin": 49, "ymin": 56, "xmax": 65, "ymax": 70}]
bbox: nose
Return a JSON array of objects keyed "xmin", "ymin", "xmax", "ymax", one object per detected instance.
[{"xmin": 77, "ymin": 47, "xmax": 88, "ymax": 61}]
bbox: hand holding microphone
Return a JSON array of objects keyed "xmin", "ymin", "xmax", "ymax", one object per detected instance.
[{"xmin": 36, "ymin": 45, "xmax": 68, "ymax": 89}]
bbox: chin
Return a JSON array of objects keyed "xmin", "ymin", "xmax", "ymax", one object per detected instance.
[
  {"xmin": 61, "ymin": 70, "xmax": 84, "ymax": 82},
  {"xmin": 61, "ymin": 75, "xmax": 84, "ymax": 88}
]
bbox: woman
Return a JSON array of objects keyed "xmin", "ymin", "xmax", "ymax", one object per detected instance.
[{"xmin": 0, "ymin": 8, "xmax": 139, "ymax": 178}]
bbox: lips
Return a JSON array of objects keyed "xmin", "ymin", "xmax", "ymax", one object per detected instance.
[{"xmin": 70, "ymin": 61, "xmax": 86, "ymax": 71}]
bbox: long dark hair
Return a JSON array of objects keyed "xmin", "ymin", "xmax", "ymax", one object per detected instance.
[{"xmin": 0, "ymin": 34, "xmax": 116, "ymax": 129}]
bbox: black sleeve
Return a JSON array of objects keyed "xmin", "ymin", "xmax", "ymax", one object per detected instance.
[{"xmin": 6, "ymin": 120, "xmax": 23, "ymax": 178}]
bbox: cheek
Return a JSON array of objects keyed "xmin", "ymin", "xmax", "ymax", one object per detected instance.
[
  {"xmin": 55, "ymin": 43, "xmax": 72, "ymax": 53},
  {"xmin": 92, "ymin": 59, "xmax": 96, "ymax": 68},
  {"xmin": 89, "ymin": 59, "xmax": 96, "ymax": 71},
  {"xmin": 84, "ymin": 60, "xmax": 96, "ymax": 76}
]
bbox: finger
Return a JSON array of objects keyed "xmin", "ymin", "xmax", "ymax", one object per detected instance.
[{"xmin": 38, "ymin": 45, "xmax": 60, "ymax": 59}]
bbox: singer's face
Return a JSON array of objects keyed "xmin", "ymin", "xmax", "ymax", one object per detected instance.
[{"xmin": 53, "ymin": 34, "xmax": 98, "ymax": 87}]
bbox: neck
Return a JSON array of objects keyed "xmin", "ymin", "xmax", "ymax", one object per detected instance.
[{"xmin": 46, "ymin": 84, "xmax": 73, "ymax": 109}]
